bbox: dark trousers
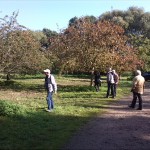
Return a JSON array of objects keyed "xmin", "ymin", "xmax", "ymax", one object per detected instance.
[
  {"xmin": 106, "ymin": 82, "xmax": 114, "ymax": 98},
  {"xmin": 114, "ymin": 84, "xmax": 117, "ymax": 96},
  {"xmin": 94, "ymin": 81, "xmax": 101, "ymax": 92},
  {"xmin": 131, "ymin": 92, "xmax": 142, "ymax": 109}
]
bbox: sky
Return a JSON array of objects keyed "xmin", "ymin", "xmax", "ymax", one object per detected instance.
[{"xmin": 0, "ymin": 0, "xmax": 150, "ymax": 32}]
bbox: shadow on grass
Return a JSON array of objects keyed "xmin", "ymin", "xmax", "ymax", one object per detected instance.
[
  {"xmin": 0, "ymin": 98, "xmax": 106, "ymax": 150},
  {"xmin": 0, "ymin": 109, "xmax": 89, "ymax": 150},
  {"xmin": 0, "ymin": 80, "xmax": 45, "ymax": 92},
  {"xmin": 1, "ymin": 105, "xmax": 150, "ymax": 150},
  {"xmin": 0, "ymin": 79, "xmax": 131, "ymax": 93},
  {"xmin": 0, "ymin": 80, "xmax": 95, "ymax": 93},
  {"xmin": 72, "ymin": 99, "xmax": 117, "ymax": 109},
  {"xmin": 58, "ymin": 85, "xmax": 94, "ymax": 92}
]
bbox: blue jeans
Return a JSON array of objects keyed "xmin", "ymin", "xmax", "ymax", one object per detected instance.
[{"xmin": 47, "ymin": 91, "xmax": 54, "ymax": 110}]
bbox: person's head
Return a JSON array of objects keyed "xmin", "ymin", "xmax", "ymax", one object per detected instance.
[
  {"xmin": 95, "ymin": 70, "xmax": 100, "ymax": 75},
  {"xmin": 112, "ymin": 70, "xmax": 116, "ymax": 74},
  {"xmin": 44, "ymin": 69, "xmax": 51, "ymax": 76},
  {"xmin": 135, "ymin": 70, "xmax": 141, "ymax": 76}
]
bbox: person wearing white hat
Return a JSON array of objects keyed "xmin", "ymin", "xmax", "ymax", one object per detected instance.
[
  {"xmin": 112, "ymin": 69, "xmax": 119, "ymax": 97},
  {"xmin": 129, "ymin": 70, "xmax": 145, "ymax": 110},
  {"xmin": 43, "ymin": 69, "xmax": 57, "ymax": 112}
]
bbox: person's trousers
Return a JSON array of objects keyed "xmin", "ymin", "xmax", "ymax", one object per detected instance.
[
  {"xmin": 106, "ymin": 83, "xmax": 114, "ymax": 98},
  {"xmin": 131, "ymin": 92, "xmax": 142, "ymax": 109},
  {"xmin": 114, "ymin": 84, "xmax": 117, "ymax": 96},
  {"xmin": 95, "ymin": 82, "xmax": 100, "ymax": 92},
  {"xmin": 47, "ymin": 91, "xmax": 54, "ymax": 110}
]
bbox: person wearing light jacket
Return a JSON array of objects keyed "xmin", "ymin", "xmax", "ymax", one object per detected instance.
[
  {"xmin": 106, "ymin": 67, "xmax": 115, "ymax": 98},
  {"xmin": 112, "ymin": 70, "xmax": 119, "ymax": 97},
  {"xmin": 129, "ymin": 70, "xmax": 145, "ymax": 110},
  {"xmin": 44, "ymin": 69, "xmax": 57, "ymax": 112}
]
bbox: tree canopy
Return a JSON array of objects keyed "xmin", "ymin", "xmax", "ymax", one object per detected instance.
[
  {"xmin": 0, "ymin": 7, "xmax": 149, "ymax": 78},
  {"xmin": 48, "ymin": 18, "xmax": 142, "ymax": 75},
  {"xmin": 0, "ymin": 12, "xmax": 49, "ymax": 77},
  {"xmin": 99, "ymin": 7, "xmax": 150, "ymax": 71}
]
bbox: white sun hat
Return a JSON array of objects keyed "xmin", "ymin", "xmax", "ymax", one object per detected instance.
[{"xmin": 43, "ymin": 69, "xmax": 50, "ymax": 74}]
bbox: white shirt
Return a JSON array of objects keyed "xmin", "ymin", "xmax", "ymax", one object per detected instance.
[{"xmin": 46, "ymin": 74, "xmax": 57, "ymax": 93}]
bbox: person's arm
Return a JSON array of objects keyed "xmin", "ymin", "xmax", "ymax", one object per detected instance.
[
  {"xmin": 51, "ymin": 75, "xmax": 57, "ymax": 93},
  {"xmin": 131, "ymin": 77, "xmax": 137, "ymax": 91},
  {"xmin": 116, "ymin": 74, "xmax": 119, "ymax": 84},
  {"xmin": 44, "ymin": 77, "xmax": 47, "ymax": 90}
]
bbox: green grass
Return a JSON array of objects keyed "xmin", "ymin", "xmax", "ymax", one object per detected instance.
[{"xmin": 0, "ymin": 75, "xmax": 132, "ymax": 150}]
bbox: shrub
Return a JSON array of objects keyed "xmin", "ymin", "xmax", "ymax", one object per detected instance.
[{"xmin": 0, "ymin": 100, "xmax": 26, "ymax": 117}]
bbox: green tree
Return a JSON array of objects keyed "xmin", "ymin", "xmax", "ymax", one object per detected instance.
[
  {"xmin": 129, "ymin": 35, "xmax": 150, "ymax": 71},
  {"xmin": 42, "ymin": 28, "xmax": 58, "ymax": 38},
  {"xmin": 99, "ymin": 7, "xmax": 150, "ymax": 71},
  {"xmin": 99, "ymin": 7, "xmax": 150, "ymax": 38},
  {"xmin": 69, "ymin": 15, "xmax": 97, "ymax": 27},
  {"xmin": 0, "ymin": 12, "xmax": 49, "ymax": 79},
  {"xmin": 31, "ymin": 30, "xmax": 48, "ymax": 50}
]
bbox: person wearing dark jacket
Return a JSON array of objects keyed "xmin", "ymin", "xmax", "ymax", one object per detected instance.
[{"xmin": 94, "ymin": 71, "xmax": 101, "ymax": 92}]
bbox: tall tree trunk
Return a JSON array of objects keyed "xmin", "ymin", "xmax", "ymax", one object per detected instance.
[
  {"xmin": 6, "ymin": 73, "xmax": 11, "ymax": 81},
  {"xmin": 58, "ymin": 64, "xmax": 66, "ymax": 76}
]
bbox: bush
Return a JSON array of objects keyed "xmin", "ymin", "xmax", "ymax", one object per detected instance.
[
  {"xmin": 122, "ymin": 71, "xmax": 132, "ymax": 77},
  {"xmin": 0, "ymin": 100, "xmax": 26, "ymax": 117}
]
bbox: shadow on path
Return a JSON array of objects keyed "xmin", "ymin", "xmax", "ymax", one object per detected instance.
[{"xmin": 62, "ymin": 82, "xmax": 150, "ymax": 150}]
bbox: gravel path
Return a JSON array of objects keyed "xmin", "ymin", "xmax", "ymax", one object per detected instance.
[{"xmin": 62, "ymin": 82, "xmax": 150, "ymax": 150}]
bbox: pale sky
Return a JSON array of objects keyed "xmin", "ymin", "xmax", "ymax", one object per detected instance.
[{"xmin": 0, "ymin": 0, "xmax": 150, "ymax": 32}]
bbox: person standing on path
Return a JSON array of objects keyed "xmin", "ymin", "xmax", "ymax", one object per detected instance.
[
  {"xmin": 44, "ymin": 69, "xmax": 57, "ymax": 112},
  {"xmin": 129, "ymin": 70, "xmax": 145, "ymax": 110},
  {"xmin": 112, "ymin": 69, "xmax": 119, "ymax": 97},
  {"xmin": 106, "ymin": 67, "xmax": 115, "ymax": 98}
]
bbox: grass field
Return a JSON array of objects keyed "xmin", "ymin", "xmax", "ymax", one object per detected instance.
[{"xmin": 0, "ymin": 74, "xmax": 132, "ymax": 150}]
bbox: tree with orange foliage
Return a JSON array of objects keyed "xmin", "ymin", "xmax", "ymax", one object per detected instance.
[{"xmin": 48, "ymin": 17, "xmax": 142, "ymax": 75}]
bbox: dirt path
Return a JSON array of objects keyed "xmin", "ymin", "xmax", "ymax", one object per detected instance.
[{"xmin": 62, "ymin": 82, "xmax": 150, "ymax": 150}]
